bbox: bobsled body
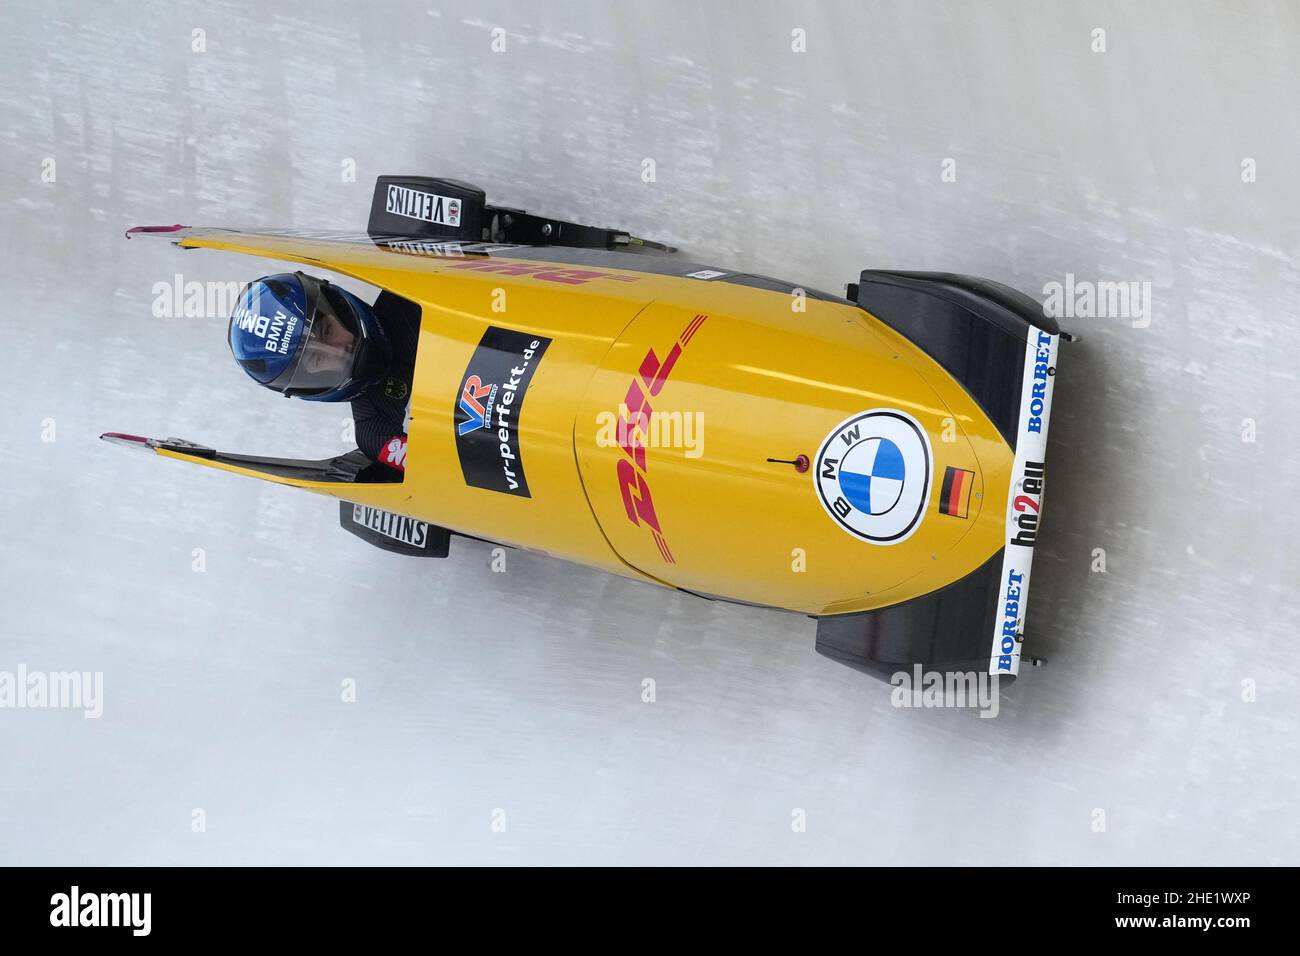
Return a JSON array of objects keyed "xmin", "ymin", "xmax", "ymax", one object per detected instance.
[{"xmin": 109, "ymin": 179, "xmax": 1063, "ymax": 680}]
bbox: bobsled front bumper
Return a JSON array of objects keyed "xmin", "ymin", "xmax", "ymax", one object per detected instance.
[
  {"xmin": 814, "ymin": 325, "xmax": 1060, "ymax": 681},
  {"xmin": 816, "ymin": 271, "xmax": 1064, "ymax": 682},
  {"xmin": 986, "ymin": 324, "xmax": 1059, "ymax": 676}
]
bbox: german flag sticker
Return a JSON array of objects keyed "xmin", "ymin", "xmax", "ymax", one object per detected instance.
[{"xmin": 939, "ymin": 466, "xmax": 975, "ymax": 519}]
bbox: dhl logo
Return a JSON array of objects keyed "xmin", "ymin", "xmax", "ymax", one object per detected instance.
[
  {"xmin": 615, "ymin": 313, "xmax": 707, "ymax": 564},
  {"xmin": 444, "ymin": 259, "xmax": 640, "ymax": 285}
]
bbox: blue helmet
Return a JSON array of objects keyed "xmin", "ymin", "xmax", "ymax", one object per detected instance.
[{"xmin": 227, "ymin": 272, "xmax": 391, "ymax": 402}]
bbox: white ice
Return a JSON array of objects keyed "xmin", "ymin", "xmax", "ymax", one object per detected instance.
[{"xmin": 0, "ymin": 0, "xmax": 1296, "ymax": 864}]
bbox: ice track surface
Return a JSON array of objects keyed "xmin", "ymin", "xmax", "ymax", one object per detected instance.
[{"xmin": 0, "ymin": 0, "xmax": 1297, "ymax": 864}]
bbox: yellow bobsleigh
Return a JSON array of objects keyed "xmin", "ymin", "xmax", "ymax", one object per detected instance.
[{"xmin": 106, "ymin": 176, "xmax": 1066, "ymax": 681}]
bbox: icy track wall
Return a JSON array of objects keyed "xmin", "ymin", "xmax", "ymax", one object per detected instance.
[{"xmin": 0, "ymin": 0, "xmax": 1296, "ymax": 864}]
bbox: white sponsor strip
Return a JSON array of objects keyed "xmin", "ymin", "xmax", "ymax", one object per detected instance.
[{"xmin": 989, "ymin": 325, "xmax": 1059, "ymax": 675}]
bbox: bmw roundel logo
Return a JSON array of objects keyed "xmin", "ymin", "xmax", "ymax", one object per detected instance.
[{"xmin": 813, "ymin": 409, "xmax": 933, "ymax": 544}]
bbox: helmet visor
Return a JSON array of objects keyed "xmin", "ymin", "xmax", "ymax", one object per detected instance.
[{"xmin": 281, "ymin": 283, "xmax": 361, "ymax": 395}]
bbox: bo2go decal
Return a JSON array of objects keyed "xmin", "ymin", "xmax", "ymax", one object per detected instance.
[
  {"xmin": 453, "ymin": 327, "xmax": 551, "ymax": 497},
  {"xmin": 813, "ymin": 409, "xmax": 933, "ymax": 544}
]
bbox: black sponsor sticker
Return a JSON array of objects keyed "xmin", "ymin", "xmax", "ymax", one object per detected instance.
[
  {"xmin": 453, "ymin": 326, "xmax": 551, "ymax": 497},
  {"xmin": 339, "ymin": 501, "xmax": 449, "ymax": 557},
  {"xmin": 354, "ymin": 504, "xmax": 429, "ymax": 547}
]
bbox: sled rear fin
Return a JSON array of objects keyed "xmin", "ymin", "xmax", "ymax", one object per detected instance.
[
  {"xmin": 850, "ymin": 271, "xmax": 1057, "ymax": 449},
  {"xmin": 99, "ymin": 433, "xmax": 401, "ymax": 490},
  {"xmin": 814, "ymin": 549, "xmax": 1010, "ymax": 681}
]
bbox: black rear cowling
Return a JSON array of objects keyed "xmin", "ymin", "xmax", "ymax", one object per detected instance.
[
  {"xmin": 849, "ymin": 271, "xmax": 1056, "ymax": 449},
  {"xmin": 814, "ymin": 549, "xmax": 1011, "ymax": 683}
]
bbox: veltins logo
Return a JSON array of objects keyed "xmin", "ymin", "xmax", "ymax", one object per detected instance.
[
  {"xmin": 814, "ymin": 409, "xmax": 933, "ymax": 544},
  {"xmin": 385, "ymin": 184, "xmax": 462, "ymax": 227}
]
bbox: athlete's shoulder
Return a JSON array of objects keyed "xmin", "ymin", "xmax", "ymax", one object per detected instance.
[{"xmin": 373, "ymin": 291, "xmax": 422, "ymax": 331}]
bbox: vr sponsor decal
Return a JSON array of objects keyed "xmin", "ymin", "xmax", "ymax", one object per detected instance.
[
  {"xmin": 385, "ymin": 184, "xmax": 462, "ymax": 227},
  {"xmin": 939, "ymin": 466, "xmax": 975, "ymax": 519},
  {"xmin": 813, "ymin": 409, "xmax": 933, "ymax": 544},
  {"xmin": 615, "ymin": 313, "xmax": 708, "ymax": 563},
  {"xmin": 989, "ymin": 326, "xmax": 1060, "ymax": 675},
  {"xmin": 453, "ymin": 327, "xmax": 551, "ymax": 496},
  {"xmin": 457, "ymin": 375, "xmax": 498, "ymax": 436},
  {"xmin": 352, "ymin": 504, "xmax": 430, "ymax": 548}
]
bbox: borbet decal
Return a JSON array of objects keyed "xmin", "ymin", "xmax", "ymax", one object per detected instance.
[
  {"xmin": 453, "ymin": 327, "xmax": 551, "ymax": 496},
  {"xmin": 813, "ymin": 409, "xmax": 933, "ymax": 544},
  {"xmin": 989, "ymin": 326, "xmax": 1060, "ymax": 676}
]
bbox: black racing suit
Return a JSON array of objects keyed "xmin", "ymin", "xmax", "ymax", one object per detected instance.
[{"xmin": 350, "ymin": 291, "xmax": 421, "ymax": 472}]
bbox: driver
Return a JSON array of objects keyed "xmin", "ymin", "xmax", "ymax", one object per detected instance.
[{"xmin": 227, "ymin": 272, "xmax": 419, "ymax": 472}]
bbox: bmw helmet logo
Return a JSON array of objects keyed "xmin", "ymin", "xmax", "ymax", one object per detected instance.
[{"xmin": 813, "ymin": 409, "xmax": 933, "ymax": 544}]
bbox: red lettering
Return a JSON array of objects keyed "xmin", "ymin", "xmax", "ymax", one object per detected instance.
[
  {"xmin": 617, "ymin": 459, "xmax": 661, "ymax": 531},
  {"xmin": 533, "ymin": 269, "xmax": 605, "ymax": 285},
  {"xmin": 639, "ymin": 344, "xmax": 682, "ymax": 397},
  {"xmin": 623, "ymin": 379, "xmax": 646, "ymax": 417},
  {"xmin": 611, "ymin": 325, "xmax": 701, "ymax": 559},
  {"xmin": 618, "ymin": 409, "xmax": 648, "ymax": 471}
]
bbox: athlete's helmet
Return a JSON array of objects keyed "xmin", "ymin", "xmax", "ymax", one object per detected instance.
[{"xmin": 227, "ymin": 272, "xmax": 391, "ymax": 402}]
